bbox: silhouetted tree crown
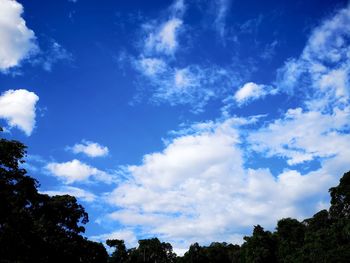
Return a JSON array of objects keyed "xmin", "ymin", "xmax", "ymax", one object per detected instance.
[{"xmin": 0, "ymin": 130, "xmax": 108, "ymax": 262}]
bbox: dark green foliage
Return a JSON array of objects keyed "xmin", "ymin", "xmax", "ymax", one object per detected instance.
[
  {"xmin": 0, "ymin": 131, "xmax": 108, "ymax": 262},
  {"xmin": 107, "ymin": 237, "xmax": 176, "ymax": 263},
  {"xmin": 179, "ymin": 242, "xmax": 240, "ymax": 263},
  {"xmin": 240, "ymin": 225, "xmax": 277, "ymax": 263},
  {"xmin": 329, "ymin": 171, "xmax": 350, "ymax": 219},
  {"xmin": 107, "ymin": 239, "xmax": 128, "ymax": 263},
  {"xmin": 128, "ymin": 238, "xmax": 176, "ymax": 263},
  {"xmin": 275, "ymin": 218, "xmax": 305, "ymax": 262}
]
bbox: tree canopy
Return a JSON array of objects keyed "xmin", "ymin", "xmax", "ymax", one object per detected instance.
[{"xmin": 0, "ymin": 131, "xmax": 108, "ymax": 262}]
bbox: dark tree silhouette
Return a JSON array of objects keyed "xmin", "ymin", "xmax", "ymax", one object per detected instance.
[
  {"xmin": 240, "ymin": 225, "xmax": 277, "ymax": 263},
  {"xmin": 0, "ymin": 129, "xmax": 108, "ymax": 262},
  {"xmin": 107, "ymin": 239, "xmax": 128, "ymax": 263}
]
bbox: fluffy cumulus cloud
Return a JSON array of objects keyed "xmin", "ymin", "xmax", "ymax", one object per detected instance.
[
  {"xmin": 0, "ymin": 89, "xmax": 39, "ymax": 135},
  {"xmin": 41, "ymin": 186, "xmax": 97, "ymax": 202},
  {"xmin": 101, "ymin": 116, "xmax": 339, "ymax": 252},
  {"xmin": 46, "ymin": 159, "xmax": 114, "ymax": 184},
  {"xmin": 69, "ymin": 140, "xmax": 109, "ymax": 158},
  {"xmin": 234, "ymin": 82, "xmax": 276, "ymax": 105},
  {"xmin": 0, "ymin": 0, "xmax": 38, "ymax": 71}
]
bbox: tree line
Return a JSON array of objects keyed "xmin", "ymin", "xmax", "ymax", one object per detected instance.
[{"xmin": 1, "ymin": 130, "xmax": 350, "ymax": 262}]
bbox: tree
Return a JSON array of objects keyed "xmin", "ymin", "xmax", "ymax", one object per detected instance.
[
  {"xmin": 0, "ymin": 129, "xmax": 108, "ymax": 262},
  {"xmin": 329, "ymin": 171, "xmax": 350, "ymax": 220},
  {"xmin": 128, "ymin": 238, "xmax": 176, "ymax": 263},
  {"xmin": 181, "ymin": 243, "xmax": 207, "ymax": 263},
  {"xmin": 240, "ymin": 225, "xmax": 277, "ymax": 263},
  {"xmin": 107, "ymin": 239, "xmax": 128, "ymax": 263},
  {"xmin": 275, "ymin": 218, "xmax": 305, "ymax": 262}
]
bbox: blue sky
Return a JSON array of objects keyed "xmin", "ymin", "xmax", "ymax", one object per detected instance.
[{"xmin": 1, "ymin": 0, "xmax": 350, "ymax": 255}]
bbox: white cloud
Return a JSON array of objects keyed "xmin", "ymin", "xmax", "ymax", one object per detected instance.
[
  {"xmin": 249, "ymin": 107, "xmax": 350, "ymax": 165},
  {"xmin": 145, "ymin": 18, "xmax": 183, "ymax": 56},
  {"xmin": 131, "ymin": 0, "xmax": 241, "ymax": 111},
  {"xmin": 46, "ymin": 159, "xmax": 114, "ymax": 184},
  {"xmin": 174, "ymin": 67, "xmax": 199, "ymax": 89},
  {"xmin": 41, "ymin": 41, "xmax": 72, "ymax": 72},
  {"xmin": 136, "ymin": 57, "xmax": 167, "ymax": 76},
  {"xmin": 41, "ymin": 186, "xmax": 97, "ymax": 202},
  {"xmin": 276, "ymin": 4, "xmax": 350, "ymax": 110},
  {"xmin": 70, "ymin": 140, "xmax": 109, "ymax": 158},
  {"xmin": 142, "ymin": 0, "xmax": 186, "ymax": 57},
  {"xmin": 170, "ymin": 0, "xmax": 186, "ymax": 17},
  {"xmin": 102, "ymin": 116, "xmax": 339, "ymax": 251},
  {"xmin": 136, "ymin": 63, "xmax": 238, "ymax": 112},
  {"xmin": 0, "ymin": 0, "xmax": 38, "ymax": 71},
  {"xmin": 214, "ymin": 0, "xmax": 231, "ymax": 38},
  {"xmin": 0, "ymin": 89, "xmax": 39, "ymax": 135},
  {"xmin": 234, "ymin": 82, "xmax": 276, "ymax": 105},
  {"xmin": 98, "ymin": 3, "xmax": 350, "ymax": 251}
]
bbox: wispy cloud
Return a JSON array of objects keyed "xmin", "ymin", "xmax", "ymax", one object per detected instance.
[
  {"xmin": 239, "ymin": 15, "xmax": 263, "ymax": 35},
  {"xmin": 40, "ymin": 41, "xmax": 73, "ymax": 72},
  {"xmin": 214, "ymin": 0, "xmax": 231, "ymax": 38},
  {"xmin": 142, "ymin": 0, "xmax": 185, "ymax": 57},
  {"xmin": 41, "ymin": 186, "xmax": 97, "ymax": 203},
  {"xmin": 135, "ymin": 62, "xmax": 239, "ymax": 112},
  {"xmin": 144, "ymin": 18, "xmax": 183, "ymax": 56},
  {"xmin": 276, "ymin": 4, "xmax": 350, "ymax": 110},
  {"xmin": 128, "ymin": 0, "xmax": 241, "ymax": 111}
]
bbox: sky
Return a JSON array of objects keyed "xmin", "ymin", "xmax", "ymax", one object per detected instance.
[{"xmin": 0, "ymin": 0, "xmax": 350, "ymax": 255}]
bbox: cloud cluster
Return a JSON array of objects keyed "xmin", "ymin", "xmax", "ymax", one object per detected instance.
[
  {"xmin": 136, "ymin": 62, "xmax": 238, "ymax": 112},
  {"xmin": 132, "ymin": 0, "xmax": 240, "ymax": 112},
  {"xmin": 249, "ymin": 107, "xmax": 350, "ymax": 166},
  {"xmin": 277, "ymin": 4, "xmax": 350, "ymax": 110},
  {"xmin": 0, "ymin": 0, "xmax": 38, "ymax": 71},
  {"xmin": 0, "ymin": 89, "xmax": 39, "ymax": 135},
  {"xmin": 97, "ymin": 4, "xmax": 350, "ymax": 253},
  {"xmin": 101, "ymin": 116, "xmax": 337, "ymax": 252},
  {"xmin": 69, "ymin": 140, "xmax": 109, "ymax": 158}
]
